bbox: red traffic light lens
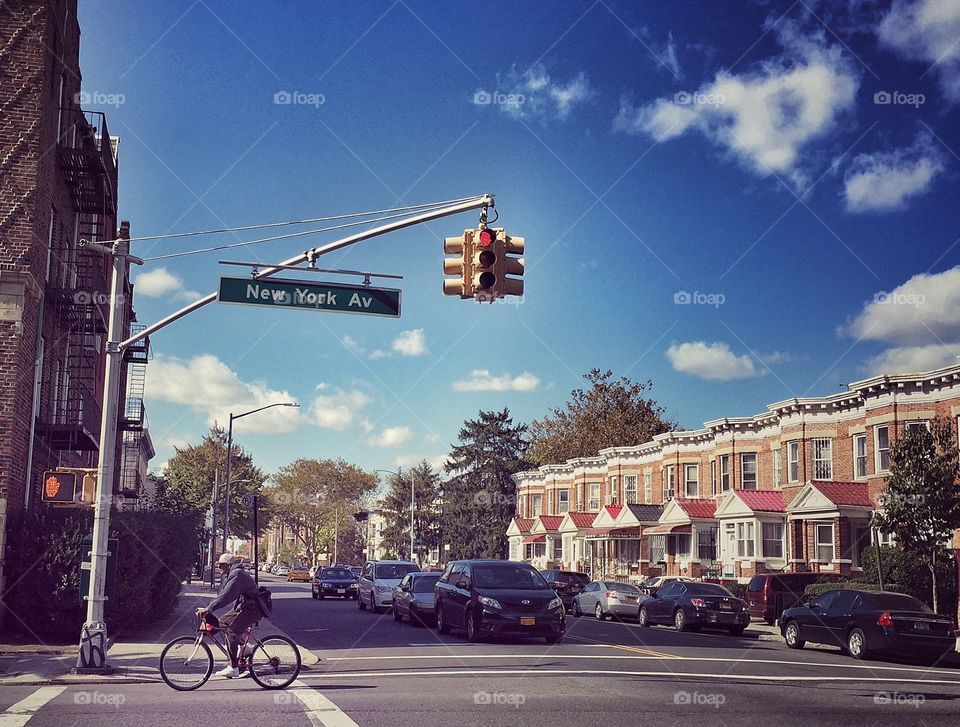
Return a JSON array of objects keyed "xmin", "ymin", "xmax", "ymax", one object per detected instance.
[{"xmin": 478, "ymin": 228, "xmax": 495, "ymax": 247}]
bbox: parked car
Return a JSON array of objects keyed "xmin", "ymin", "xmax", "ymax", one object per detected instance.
[
  {"xmin": 434, "ymin": 560, "xmax": 565, "ymax": 644},
  {"xmin": 746, "ymin": 573, "xmax": 838, "ymax": 625},
  {"xmin": 780, "ymin": 589, "xmax": 955, "ymax": 661},
  {"xmin": 572, "ymin": 580, "xmax": 644, "ymax": 620},
  {"xmin": 540, "ymin": 570, "xmax": 590, "ymax": 610},
  {"xmin": 313, "ymin": 566, "xmax": 359, "ymax": 600},
  {"xmin": 287, "ymin": 566, "xmax": 311, "ymax": 582},
  {"xmin": 275, "ymin": 565, "xmax": 290, "ymax": 577},
  {"xmin": 638, "ymin": 581, "xmax": 750, "ymax": 634},
  {"xmin": 393, "ymin": 572, "xmax": 442, "ymax": 625},
  {"xmin": 639, "ymin": 575, "xmax": 694, "ymax": 596},
  {"xmin": 349, "ymin": 566, "xmax": 362, "ymax": 580},
  {"xmin": 358, "ymin": 560, "xmax": 420, "ymax": 612}
]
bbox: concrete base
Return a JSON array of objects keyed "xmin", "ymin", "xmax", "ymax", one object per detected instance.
[{"xmin": 70, "ymin": 665, "xmax": 114, "ymax": 675}]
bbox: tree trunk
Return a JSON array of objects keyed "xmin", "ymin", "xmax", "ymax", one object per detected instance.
[{"xmin": 930, "ymin": 551, "xmax": 939, "ymax": 614}]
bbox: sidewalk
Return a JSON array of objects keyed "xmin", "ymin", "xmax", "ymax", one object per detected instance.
[{"xmin": 0, "ymin": 580, "xmax": 318, "ymax": 686}]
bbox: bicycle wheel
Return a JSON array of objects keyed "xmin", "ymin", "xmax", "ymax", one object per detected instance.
[
  {"xmin": 247, "ymin": 634, "xmax": 301, "ymax": 689},
  {"xmin": 159, "ymin": 636, "xmax": 213, "ymax": 691}
]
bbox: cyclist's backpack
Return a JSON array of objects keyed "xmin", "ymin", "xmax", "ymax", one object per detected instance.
[{"xmin": 254, "ymin": 586, "xmax": 273, "ymax": 617}]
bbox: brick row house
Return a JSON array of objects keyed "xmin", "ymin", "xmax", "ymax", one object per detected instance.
[
  {"xmin": 507, "ymin": 364, "xmax": 960, "ymax": 583},
  {"xmin": 1, "ymin": 1, "xmax": 154, "ymax": 600}
]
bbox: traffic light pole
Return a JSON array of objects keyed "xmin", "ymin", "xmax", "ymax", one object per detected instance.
[{"xmin": 76, "ymin": 196, "xmax": 493, "ymax": 670}]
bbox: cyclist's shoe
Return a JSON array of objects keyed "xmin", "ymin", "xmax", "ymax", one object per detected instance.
[{"xmin": 214, "ymin": 665, "xmax": 240, "ymax": 679}]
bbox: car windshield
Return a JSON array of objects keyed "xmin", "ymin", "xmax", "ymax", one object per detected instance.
[
  {"xmin": 321, "ymin": 569, "xmax": 353, "ymax": 579},
  {"xmin": 642, "ymin": 577, "xmax": 660, "ymax": 587},
  {"xmin": 473, "ymin": 565, "xmax": 548, "ymax": 589},
  {"xmin": 864, "ymin": 593, "xmax": 929, "ymax": 612},
  {"xmin": 375, "ymin": 564, "xmax": 419, "ymax": 580},
  {"xmin": 604, "ymin": 582, "xmax": 641, "ymax": 593},
  {"xmin": 412, "ymin": 575, "xmax": 441, "ymax": 593},
  {"xmin": 686, "ymin": 583, "xmax": 734, "ymax": 597}
]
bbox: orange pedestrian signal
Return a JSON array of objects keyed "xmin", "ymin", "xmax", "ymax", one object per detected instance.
[{"xmin": 42, "ymin": 471, "xmax": 78, "ymax": 503}]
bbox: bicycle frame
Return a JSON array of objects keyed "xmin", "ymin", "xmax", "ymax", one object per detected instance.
[{"xmin": 188, "ymin": 618, "xmax": 263, "ymax": 668}]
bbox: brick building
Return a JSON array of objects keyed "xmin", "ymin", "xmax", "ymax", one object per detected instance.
[
  {"xmin": 1, "ymin": 1, "xmax": 153, "ymax": 592},
  {"xmin": 508, "ymin": 363, "xmax": 960, "ymax": 583}
]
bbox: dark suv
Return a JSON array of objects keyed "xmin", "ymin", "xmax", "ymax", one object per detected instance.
[
  {"xmin": 435, "ymin": 560, "xmax": 565, "ymax": 643},
  {"xmin": 540, "ymin": 570, "xmax": 590, "ymax": 609},
  {"xmin": 747, "ymin": 573, "xmax": 838, "ymax": 624}
]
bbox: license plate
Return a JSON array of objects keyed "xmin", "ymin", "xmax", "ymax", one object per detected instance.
[
  {"xmin": 719, "ymin": 602, "xmax": 732, "ymax": 610},
  {"xmin": 520, "ymin": 617, "xmax": 536, "ymax": 626},
  {"xmin": 915, "ymin": 621, "xmax": 930, "ymax": 631},
  {"xmin": 337, "ymin": 589, "xmax": 345, "ymax": 594}
]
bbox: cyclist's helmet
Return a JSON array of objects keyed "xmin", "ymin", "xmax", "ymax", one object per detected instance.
[{"xmin": 217, "ymin": 553, "xmax": 236, "ymax": 566}]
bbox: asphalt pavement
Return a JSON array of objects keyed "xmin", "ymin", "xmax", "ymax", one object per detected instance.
[{"xmin": 3, "ymin": 572, "xmax": 960, "ymax": 726}]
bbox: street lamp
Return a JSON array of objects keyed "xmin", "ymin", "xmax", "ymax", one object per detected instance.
[
  {"xmin": 224, "ymin": 401, "xmax": 299, "ymax": 551},
  {"xmin": 375, "ymin": 469, "xmax": 415, "ymax": 564}
]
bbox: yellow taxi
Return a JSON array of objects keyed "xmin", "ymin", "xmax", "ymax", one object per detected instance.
[{"xmin": 287, "ymin": 566, "xmax": 312, "ymax": 582}]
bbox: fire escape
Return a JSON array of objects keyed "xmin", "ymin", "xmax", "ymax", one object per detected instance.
[{"xmin": 119, "ymin": 323, "xmax": 150, "ymax": 498}]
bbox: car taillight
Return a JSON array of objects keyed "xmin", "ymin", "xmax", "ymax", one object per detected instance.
[
  {"xmin": 605, "ymin": 591, "xmax": 619, "ymax": 600},
  {"xmin": 877, "ymin": 611, "xmax": 894, "ymax": 627},
  {"xmin": 690, "ymin": 598, "xmax": 706, "ymax": 608}
]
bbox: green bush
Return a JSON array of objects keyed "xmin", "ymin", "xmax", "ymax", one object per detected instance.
[
  {"xmin": 804, "ymin": 580, "xmax": 903, "ymax": 598},
  {"xmin": 1, "ymin": 507, "xmax": 200, "ymax": 639},
  {"xmin": 860, "ymin": 546, "xmax": 957, "ymax": 615}
]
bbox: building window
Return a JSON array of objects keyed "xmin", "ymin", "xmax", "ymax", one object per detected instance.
[
  {"xmin": 875, "ymin": 426, "xmax": 890, "ymax": 473},
  {"xmin": 740, "ymin": 453, "xmax": 757, "ymax": 489},
  {"xmin": 547, "ymin": 490, "xmax": 553, "ymax": 514},
  {"xmin": 905, "ymin": 421, "xmax": 928, "ymax": 436},
  {"xmin": 531, "ymin": 494, "xmax": 542, "ymax": 517},
  {"xmin": 684, "ymin": 464, "xmax": 699, "ymax": 498},
  {"xmin": 762, "ymin": 522, "xmax": 783, "ymax": 559},
  {"xmin": 812, "ymin": 438, "xmax": 832, "ymax": 480},
  {"xmin": 736, "ymin": 522, "xmax": 755, "ymax": 558},
  {"xmin": 787, "ymin": 441, "xmax": 800, "ymax": 483},
  {"xmin": 773, "ymin": 448, "xmax": 782, "ymax": 487},
  {"xmin": 815, "ymin": 523, "xmax": 834, "ymax": 562},
  {"xmin": 853, "ymin": 434, "xmax": 868, "ymax": 480},
  {"xmin": 675, "ymin": 533, "xmax": 692, "ymax": 558},
  {"xmin": 624, "ymin": 476, "xmax": 638, "ymax": 504},
  {"xmin": 650, "ymin": 535, "xmax": 666, "ymax": 563},
  {"xmin": 510, "ymin": 541, "xmax": 518, "ymax": 560},
  {"xmin": 665, "ymin": 467, "xmax": 675, "ymax": 500},
  {"xmin": 588, "ymin": 483, "xmax": 600, "ymax": 511},
  {"xmin": 558, "ymin": 489, "xmax": 569, "ymax": 514},
  {"xmin": 643, "ymin": 471, "xmax": 652, "ymax": 504},
  {"xmin": 607, "ymin": 476, "xmax": 618, "ymax": 505},
  {"xmin": 552, "ymin": 538, "xmax": 563, "ymax": 561},
  {"xmin": 719, "ymin": 454, "xmax": 730, "ymax": 492},
  {"xmin": 711, "ymin": 460, "xmax": 717, "ymax": 495},
  {"xmin": 698, "ymin": 526, "xmax": 718, "ymax": 561}
]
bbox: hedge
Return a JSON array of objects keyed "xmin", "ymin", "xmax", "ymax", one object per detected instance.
[
  {"xmin": 804, "ymin": 580, "xmax": 904, "ymax": 598},
  {"xmin": 1, "ymin": 507, "xmax": 200, "ymax": 638}
]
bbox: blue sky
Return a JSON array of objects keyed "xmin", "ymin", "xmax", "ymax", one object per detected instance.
[{"xmin": 77, "ymin": 0, "xmax": 960, "ymax": 479}]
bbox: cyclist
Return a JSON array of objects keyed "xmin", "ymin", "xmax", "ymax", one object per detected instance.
[{"xmin": 197, "ymin": 553, "xmax": 262, "ymax": 678}]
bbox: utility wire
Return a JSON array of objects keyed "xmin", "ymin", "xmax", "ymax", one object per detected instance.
[{"xmin": 128, "ymin": 196, "xmax": 485, "ymax": 243}]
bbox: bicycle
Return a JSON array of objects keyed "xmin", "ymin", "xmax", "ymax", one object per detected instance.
[{"xmin": 159, "ymin": 614, "xmax": 301, "ymax": 691}]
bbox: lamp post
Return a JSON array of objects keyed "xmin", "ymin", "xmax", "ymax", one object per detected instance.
[
  {"xmin": 224, "ymin": 401, "xmax": 299, "ymax": 551},
  {"xmin": 376, "ymin": 469, "xmax": 416, "ymax": 563}
]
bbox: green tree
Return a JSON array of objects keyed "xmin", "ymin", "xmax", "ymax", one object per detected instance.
[
  {"xmin": 380, "ymin": 461, "xmax": 443, "ymax": 563},
  {"xmin": 443, "ymin": 409, "xmax": 529, "ymax": 559},
  {"xmin": 155, "ymin": 425, "xmax": 267, "ymax": 539},
  {"xmin": 526, "ymin": 369, "xmax": 675, "ymax": 466},
  {"xmin": 872, "ymin": 417, "xmax": 960, "ymax": 613},
  {"xmin": 265, "ymin": 458, "xmax": 377, "ymax": 566}
]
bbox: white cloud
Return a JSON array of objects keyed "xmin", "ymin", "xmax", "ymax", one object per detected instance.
[
  {"xmin": 394, "ymin": 453, "xmax": 448, "ymax": 471},
  {"xmin": 134, "ymin": 267, "xmax": 201, "ymax": 301},
  {"xmin": 614, "ymin": 24, "xmax": 858, "ymax": 188},
  {"xmin": 490, "ymin": 63, "xmax": 593, "ymax": 121},
  {"xmin": 392, "ymin": 329, "xmax": 428, "ymax": 357},
  {"xmin": 452, "ymin": 370, "xmax": 541, "ymax": 392},
  {"xmin": 367, "ymin": 426, "xmax": 413, "ymax": 448},
  {"xmin": 666, "ymin": 341, "xmax": 765, "ymax": 381},
  {"xmin": 311, "ymin": 389, "xmax": 373, "ymax": 430},
  {"xmin": 843, "ymin": 133, "xmax": 944, "ymax": 213},
  {"xmin": 842, "ymin": 267, "xmax": 960, "ymax": 346},
  {"xmin": 146, "ymin": 354, "xmax": 301, "ymax": 434},
  {"xmin": 878, "ymin": 0, "xmax": 960, "ymax": 104},
  {"xmin": 341, "ymin": 335, "xmax": 362, "ymax": 354},
  {"xmin": 863, "ymin": 343, "xmax": 960, "ymax": 375}
]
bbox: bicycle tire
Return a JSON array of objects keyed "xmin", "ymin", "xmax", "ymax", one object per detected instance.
[
  {"xmin": 159, "ymin": 636, "xmax": 213, "ymax": 691},
  {"xmin": 248, "ymin": 634, "xmax": 301, "ymax": 690}
]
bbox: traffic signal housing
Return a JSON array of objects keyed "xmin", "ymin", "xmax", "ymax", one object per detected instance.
[
  {"xmin": 443, "ymin": 227, "xmax": 525, "ymax": 301},
  {"xmin": 442, "ymin": 231, "xmax": 474, "ymax": 298},
  {"xmin": 42, "ymin": 471, "xmax": 77, "ymax": 503}
]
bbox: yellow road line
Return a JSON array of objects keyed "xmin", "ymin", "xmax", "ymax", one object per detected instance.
[{"xmin": 566, "ymin": 634, "xmax": 683, "ymax": 660}]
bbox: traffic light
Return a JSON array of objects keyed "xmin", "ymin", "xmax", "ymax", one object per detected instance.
[
  {"xmin": 442, "ymin": 231, "xmax": 474, "ymax": 298},
  {"xmin": 471, "ymin": 227, "xmax": 498, "ymax": 298},
  {"xmin": 497, "ymin": 230, "xmax": 525, "ymax": 298},
  {"xmin": 474, "ymin": 227, "xmax": 525, "ymax": 302},
  {"xmin": 42, "ymin": 470, "xmax": 77, "ymax": 503}
]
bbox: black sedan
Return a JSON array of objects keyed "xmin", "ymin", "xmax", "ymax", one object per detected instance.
[
  {"xmin": 780, "ymin": 589, "xmax": 955, "ymax": 661},
  {"xmin": 638, "ymin": 581, "xmax": 750, "ymax": 634},
  {"xmin": 435, "ymin": 560, "xmax": 565, "ymax": 643},
  {"xmin": 312, "ymin": 566, "xmax": 359, "ymax": 600}
]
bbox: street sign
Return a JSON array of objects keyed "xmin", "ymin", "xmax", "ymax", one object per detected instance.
[
  {"xmin": 242, "ymin": 494, "xmax": 256, "ymax": 508},
  {"xmin": 217, "ymin": 276, "xmax": 401, "ymax": 318}
]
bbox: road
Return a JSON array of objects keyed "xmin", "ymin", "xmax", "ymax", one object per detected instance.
[{"xmin": 4, "ymin": 573, "xmax": 960, "ymax": 726}]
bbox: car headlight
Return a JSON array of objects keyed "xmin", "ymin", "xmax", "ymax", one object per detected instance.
[
  {"xmin": 321, "ymin": 582, "xmax": 331, "ymax": 587},
  {"xmin": 548, "ymin": 597, "xmax": 563, "ymax": 611},
  {"xmin": 376, "ymin": 584, "xmax": 391, "ymax": 593},
  {"xmin": 479, "ymin": 596, "xmax": 502, "ymax": 610}
]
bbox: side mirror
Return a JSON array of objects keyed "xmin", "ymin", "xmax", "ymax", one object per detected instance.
[{"xmin": 455, "ymin": 580, "xmax": 468, "ymax": 590}]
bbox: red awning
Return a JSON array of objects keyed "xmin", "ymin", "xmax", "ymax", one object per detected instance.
[
  {"xmin": 644, "ymin": 523, "xmax": 692, "ymax": 536},
  {"xmin": 586, "ymin": 528, "xmax": 611, "ymax": 537},
  {"xmin": 523, "ymin": 534, "xmax": 546, "ymax": 544},
  {"xmin": 610, "ymin": 526, "xmax": 643, "ymax": 536}
]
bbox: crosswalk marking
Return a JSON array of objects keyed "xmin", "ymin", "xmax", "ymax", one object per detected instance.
[{"xmin": 0, "ymin": 686, "xmax": 66, "ymax": 727}]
